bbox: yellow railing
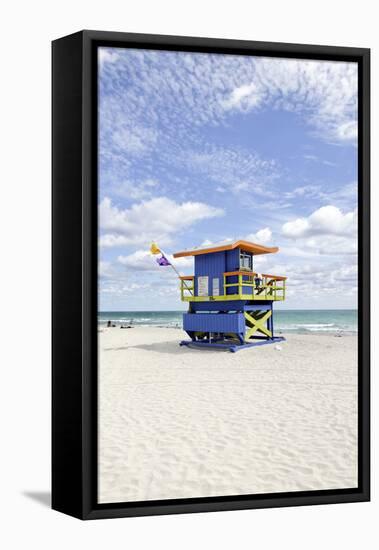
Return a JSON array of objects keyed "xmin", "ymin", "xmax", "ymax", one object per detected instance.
[
  {"xmin": 179, "ymin": 276, "xmax": 195, "ymax": 300},
  {"xmin": 179, "ymin": 272, "xmax": 286, "ymax": 302},
  {"xmin": 223, "ymin": 271, "xmax": 286, "ymax": 301}
]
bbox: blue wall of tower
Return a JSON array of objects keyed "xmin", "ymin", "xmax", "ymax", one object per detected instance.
[
  {"xmin": 193, "ymin": 248, "xmax": 255, "ymax": 297},
  {"xmin": 194, "ymin": 251, "xmax": 226, "ymax": 296}
]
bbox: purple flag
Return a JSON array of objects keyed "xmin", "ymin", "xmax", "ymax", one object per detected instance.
[{"xmin": 156, "ymin": 254, "xmax": 171, "ymax": 266}]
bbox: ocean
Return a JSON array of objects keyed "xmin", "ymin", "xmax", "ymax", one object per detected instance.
[{"xmin": 98, "ymin": 309, "xmax": 357, "ymax": 334}]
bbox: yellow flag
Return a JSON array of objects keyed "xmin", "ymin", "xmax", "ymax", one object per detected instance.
[{"xmin": 150, "ymin": 242, "xmax": 161, "ymax": 255}]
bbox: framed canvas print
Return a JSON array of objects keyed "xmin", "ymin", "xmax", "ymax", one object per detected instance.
[{"xmin": 52, "ymin": 30, "xmax": 370, "ymax": 519}]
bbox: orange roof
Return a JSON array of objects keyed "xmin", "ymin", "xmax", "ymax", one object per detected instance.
[{"xmin": 173, "ymin": 240, "xmax": 278, "ymax": 258}]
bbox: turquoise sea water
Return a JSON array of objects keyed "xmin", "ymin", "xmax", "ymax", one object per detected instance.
[{"xmin": 98, "ymin": 309, "xmax": 357, "ymax": 334}]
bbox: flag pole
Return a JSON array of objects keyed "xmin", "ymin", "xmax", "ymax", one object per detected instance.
[
  {"xmin": 160, "ymin": 248, "xmax": 194, "ymax": 296},
  {"xmin": 151, "ymin": 242, "xmax": 193, "ymax": 296}
]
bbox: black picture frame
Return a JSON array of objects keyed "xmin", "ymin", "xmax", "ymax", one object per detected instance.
[{"xmin": 52, "ymin": 30, "xmax": 370, "ymax": 520}]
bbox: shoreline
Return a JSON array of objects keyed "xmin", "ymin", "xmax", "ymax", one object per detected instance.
[
  {"xmin": 98, "ymin": 324, "xmax": 357, "ymax": 336},
  {"xmin": 98, "ymin": 309, "xmax": 357, "ymax": 336}
]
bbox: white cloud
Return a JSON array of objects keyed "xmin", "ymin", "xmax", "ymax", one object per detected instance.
[
  {"xmin": 282, "ymin": 182, "xmax": 357, "ymax": 211},
  {"xmin": 199, "ymin": 237, "xmax": 234, "ymax": 248},
  {"xmin": 197, "ymin": 231, "xmax": 272, "ymax": 249},
  {"xmin": 168, "ymin": 255, "xmax": 194, "ymax": 269},
  {"xmin": 112, "ymin": 125, "xmax": 157, "ymax": 156},
  {"xmin": 302, "ymin": 235, "xmax": 357, "ymax": 256},
  {"xmin": 282, "ymin": 205, "xmax": 357, "ymax": 239},
  {"xmin": 99, "ymin": 52, "xmax": 358, "ymax": 194},
  {"xmin": 174, "ymin": 145, "xmax": 278, "ymax": 195},
  {"xmin": 98, "ymin": 48, "xmax": 120, "ymax": 67},
  {"xmin": 267, "ymin": 204, "xmax": 358, "ymax": 307},
  {"xmin": 112, "ymin": 178, "xmax": 159, "ymax": 200},
  {"xmin": 245, "ymin": 227, "xmax": 272, "ymax": 244},
  {"xmin": 118, "ymin": 249, "xmax": 193, "ymax": 272},
  {"xmin": 100, "ymin": 280, "xmax": 151, "ymax": 296},
  {"xmin": 98, "ymin": 261, "xmax": 113, "ymax": 278},
  {"xmin": 99, "ymin": 234, "xmax": 137, "ymax": 248},
  {"xmin": 284, "ymin": 185, "xmax": 320, "ymax": 200},
  {"xmin": 222, "ymin": 57, "xmax": 358, "ymax": 144},
  {"xmin": 252, "ymin": 255, "xmax": 268, "ymax": 270},
  {"xmin": 186, "ymin": 230, "xmax": 272, "ymax": 252},
  {"xmin": 322, "ymin": 182, "xmax": 357, "ymax": 207},
  {"xmin": 335, "ymin": 121, "xmax": 358, "ymax": 141},
  {"xmin": 117, "ymin": 250, "xmax": 153, "ymax": 270},
  {"xmin": 222, "ymin": 82, "xmax": 263, "ymax": 110},
  {"xmin": 99, "ymin": 196, "xmax": 224, "ymax": 248},
  {"xmin": 264, "ymin": 257, "xmax": 357, "ymax": 308}
]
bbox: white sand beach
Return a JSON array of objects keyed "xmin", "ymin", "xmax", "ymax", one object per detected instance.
[{"xmin": 98, "ymin": 327, "xmax": 358, "ymax": 504}]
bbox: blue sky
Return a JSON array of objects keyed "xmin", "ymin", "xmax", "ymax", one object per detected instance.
[{"xmin": 98, "ymin": 47, "xmax": 358, "ymax": 311}]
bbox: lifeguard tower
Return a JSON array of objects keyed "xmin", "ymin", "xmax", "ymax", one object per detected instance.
[{"xmin": 173, "ymin": 240, "xmax": 287, "ymax": 352}]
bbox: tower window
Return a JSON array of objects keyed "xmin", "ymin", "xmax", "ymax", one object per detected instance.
[{"xmin": 240, "ymin": 252, "xmax": 253, "ymax": 270}]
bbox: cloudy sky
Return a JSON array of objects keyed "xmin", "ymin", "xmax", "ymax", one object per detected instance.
[{"xmin": 98, "ymin": 47, "xmax": 358, "ymax": 311}]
